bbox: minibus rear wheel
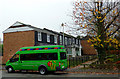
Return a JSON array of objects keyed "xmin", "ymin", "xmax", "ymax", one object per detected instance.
[
  {"xmin": 39, "ymin": 67, "xmax": 47, "ymax": 75},
  {"xmin": 7, "ymin": 67, "xmax": 14, "ymax": 73}
]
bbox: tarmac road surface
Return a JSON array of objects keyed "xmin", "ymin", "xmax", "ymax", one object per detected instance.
[{"xmin": 1, "ymin": 70, "xmax": 120, "ymax": 79}]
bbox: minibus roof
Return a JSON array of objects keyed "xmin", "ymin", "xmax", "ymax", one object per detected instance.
[
  {"xmin": 16, "ymin": 45, "xmax": 65, "ymax": 54},
  {"xmin": 20, "ymin": 45, "xmax": 64, "ymax": 49}
]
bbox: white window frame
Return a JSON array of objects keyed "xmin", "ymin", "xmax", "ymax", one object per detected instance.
[
  {"xmin": 38, "ymin": 32, "xmax": 42, "ymax": 41},
  {"xmin": 60, "ymin": 35, "xmax": 62, "ymax": 44},
  {"xmin": 65, "ymin": 37, "xmax": 67, "ymax": 45},
  {"xmin": 69, "ymin": 38, "xmax": 71, "ymax": 45},
  {"xmin": 73, "ymin": 38, "xmax": 75, "ymax": 44},
  {"xmin": 54, "ymin": 36, "xmax": 57, "ymax": 44},
  {"xmin": 79, "ymin": 40, "xmax": 80, "ymax": 45},
  {"xmin": 76, "ymin": 39, "xmax": 78, "ymax": 44},
  {"xmin": 47, "ymin": 34, "xmax": 50, "ymax": 42}
]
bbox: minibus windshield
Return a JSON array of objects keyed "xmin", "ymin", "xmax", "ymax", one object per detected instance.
[{"xmin": 10, "ymin": 54, "xmax": 19, "ymax": 62}]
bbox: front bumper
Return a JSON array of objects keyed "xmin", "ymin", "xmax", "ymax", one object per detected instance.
[
  {"xmin": 56, "ymin": 66, "xmax": 67, "ymax": 71},
  {"xmin": 5, "ymin": 65, "xmax": 8, "ymax": 70}
]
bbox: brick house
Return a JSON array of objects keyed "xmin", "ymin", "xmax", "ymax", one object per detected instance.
[{"xmin": 2, "ymin": 21, "xmax": 82, "ymax": 64}]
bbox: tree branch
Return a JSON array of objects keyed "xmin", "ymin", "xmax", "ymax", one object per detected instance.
[
  {"xmin": 108, "ymin": 27, "xmax": 120, "ymax": 37},
  {"xmin": 104, "ymin": 12, "xmax": 120, "ymax": 32}
]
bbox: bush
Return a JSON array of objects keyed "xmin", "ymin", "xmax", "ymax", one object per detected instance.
[
  {"xmin": 115, "ymin": 61, "xmax": 120, "ymax": 64},
  {"xmin": 104, "ymin": 54, "xmax": 120, "ymax": 64},
  {"xmin": 89, "ymin": 54, "xmax": 120, "ymax": 70},
  {"xmin": 104, "ymin": 58, "xmax": 114, "ymax": 64}
]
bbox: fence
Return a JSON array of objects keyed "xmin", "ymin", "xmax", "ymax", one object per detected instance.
[
  {"xmin": 68, "ymin": 54, "xmax": 120, "ymax": 70},
  {"xmin": 67, "ymin": 55, "xmax": 97, "ymax": 68}
]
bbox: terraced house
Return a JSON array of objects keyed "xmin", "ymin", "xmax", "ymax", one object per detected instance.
[{"xmin": 2, "ymin": 21, "xmax": 82, "ymax": 64}]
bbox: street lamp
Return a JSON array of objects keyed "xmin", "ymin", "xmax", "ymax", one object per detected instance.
[{"xmin": 61, "ymin": 23, "xmax": 64, "ymax": 46}]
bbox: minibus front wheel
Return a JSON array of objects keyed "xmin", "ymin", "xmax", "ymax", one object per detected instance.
[
  {"xmin": 39, "ymin": 67, "xmax": 47, "ymax": 75},
  {"xmin": 7, "ymin": 66, "xmax": 15, "ymax": 73}
]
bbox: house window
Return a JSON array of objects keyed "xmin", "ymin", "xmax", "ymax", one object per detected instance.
[
  {"xmin": 79, "ymin": 40, "xmax": 81, "ymax": 45},
  {"xmin": 60, "ymin": 35, "xmax": 62, "ymax": 44},
  {"xmin": 76, "ymin": 39, "xmax": 78, "ymax": 44},
  {"xmin": 47, "ymin": 34, "xmax": 50, "ymax": 42},
  {"xmin": 38, "ymin": 32, "xmax": 42, "ymax": 41},
  {"xmin": 65, "ymin": 37, "xmax": 67, "ymax": 45},
  {"xmin": 73, "ymin": 38, "xmax": 75, "ymax": 44},
  {"xmin": 69, "ymin": 38, "xmax": 71, "ymax": 45},
  {"xmin": 54, "ymin": 36, "xmax": 57, "ymax": 44}
]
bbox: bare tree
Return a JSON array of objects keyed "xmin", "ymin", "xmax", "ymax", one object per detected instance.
[{"xmin": 69, "ymin": 0, "xmax": 120, "ymax": 64}]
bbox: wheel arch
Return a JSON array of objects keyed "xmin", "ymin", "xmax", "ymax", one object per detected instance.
[
  {"xmin": 6, "ymin": 65, "xmax": 14, "ymax": 70},
  {"xmin": 38, "ymin": 65, "xmax": 48, "ymax": 71},
  {"xmin": 6, "ymin": 65, "xmax": 15, "ymax": 71}
]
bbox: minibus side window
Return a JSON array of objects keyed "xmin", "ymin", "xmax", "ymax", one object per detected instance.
[
  {"xmin": 20, "ymin": 53, "xmax": 58, "ymax": 60},
  {"xmin": 40, "ymin": 53, "xmax": 58, "ymax": 60},
  {"xmin": 48, "ymin": 53, "xmax": 58, "ymax": 60},
  {"xmin": 60, "ymin": 52, "xmax": 66, "ymax": 60},
  {"xmin": 20, "ymin": 54, "xmax": 38, "ymax": 60},
  {"xmin": 10, "ymin": 54, "xmax": 19, "ymax": 62}
]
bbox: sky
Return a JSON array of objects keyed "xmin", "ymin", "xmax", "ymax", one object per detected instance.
[{"xmin": 0, "ymin": 0, "xmax": 75, "ymax": 41}]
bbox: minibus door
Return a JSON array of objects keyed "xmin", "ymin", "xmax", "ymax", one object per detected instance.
[
  {"xmin": 19, "ymin": 60, "xmax": 36, "ymax": 70},
  {"xmin": 19, "ymin": 54, "xmax": 35, "ymax": 70}
]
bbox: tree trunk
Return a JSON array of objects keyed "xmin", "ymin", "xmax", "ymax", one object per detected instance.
[{"xmin": 97, "ymin": 48, "xmax": 106, "ymax": 64}]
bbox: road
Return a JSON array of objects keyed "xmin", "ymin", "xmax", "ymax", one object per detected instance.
[{"xmin": 1, "ymin": 70, "xmax": 120, "ymax": 79}]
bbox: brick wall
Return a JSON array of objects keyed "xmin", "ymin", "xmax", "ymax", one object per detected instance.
[
  {"xmin": 3, "ymin": 31, "xmax": 35, "ymax": 64},
  {"xmin": 81, "ymin": 40, "xmax": 97, "ymax": 55}
]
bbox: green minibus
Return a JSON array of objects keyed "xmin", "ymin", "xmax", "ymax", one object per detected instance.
[{"xmin": 5, "ymin": 45, "xmax": 67, "ymax": 75}]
